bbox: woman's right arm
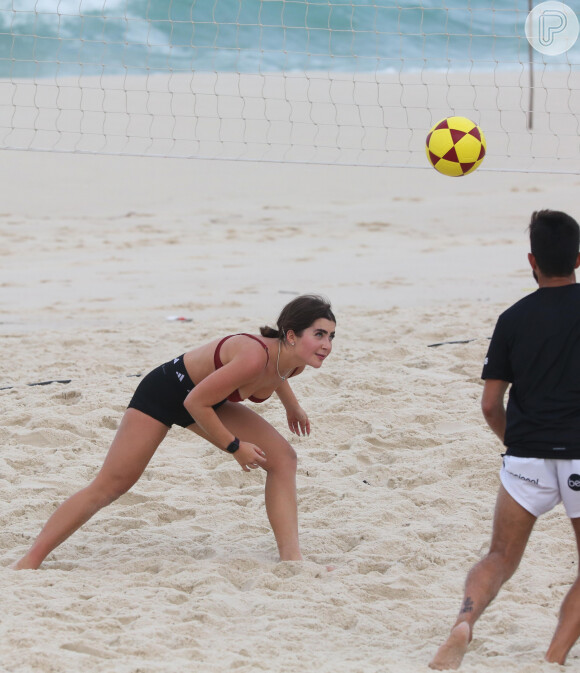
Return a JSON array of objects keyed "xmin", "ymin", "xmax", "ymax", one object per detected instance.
[{"xmin": 183, "ymin": 346, "xmax": 268, "ymax": 470}]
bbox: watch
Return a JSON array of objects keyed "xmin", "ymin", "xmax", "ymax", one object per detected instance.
[{"xmin": 226, "ymin": 437, "xmax": 240, "ymax": 454}]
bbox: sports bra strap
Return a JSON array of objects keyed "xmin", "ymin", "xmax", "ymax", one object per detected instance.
[{"xmin": 214, "ymin": 333, "xmax": 270, "ymax": 370}]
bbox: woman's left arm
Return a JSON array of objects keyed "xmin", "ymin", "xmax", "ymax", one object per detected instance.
[{"xmin": 276, "ymin": 379, "xmax": 310, "ymax": 436}]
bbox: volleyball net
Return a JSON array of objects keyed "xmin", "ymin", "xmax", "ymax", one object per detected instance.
[{"xmin": 1, "ymin": 1, "xmax": 579, "ymax": 172}]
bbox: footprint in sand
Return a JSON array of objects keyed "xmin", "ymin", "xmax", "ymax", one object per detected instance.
[{"xmin": 51, "ymin": 389, "xmax": 82, "ymax": 405}]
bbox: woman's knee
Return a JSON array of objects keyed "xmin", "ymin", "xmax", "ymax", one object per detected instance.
[
  {"xmin": 264, "ymin": 441, "xmax": 297, "ymax": 473},
  {"xmin": 90, "ymin": 473, "xmax": 137, "ymax": 507}
]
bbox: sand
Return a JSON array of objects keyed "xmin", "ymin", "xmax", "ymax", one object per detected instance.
[{"xmin": 2, "ymin": 124, "xmax": 580, "ymax": 672}]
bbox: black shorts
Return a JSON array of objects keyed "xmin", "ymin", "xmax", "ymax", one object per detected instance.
[{"xmin": 128, "ymin": 354, "xmax": 226, "ymax": 428}]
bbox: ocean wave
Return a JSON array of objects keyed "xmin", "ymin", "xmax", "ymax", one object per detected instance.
[{"xmin": 0, "ymin": 0, "xmax": 575, "ymax": 76}]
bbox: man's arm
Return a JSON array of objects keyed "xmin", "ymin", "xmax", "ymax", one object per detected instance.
[{"xmin": 481, "ymin": 379, "xmax": 509, "ymax": 442}]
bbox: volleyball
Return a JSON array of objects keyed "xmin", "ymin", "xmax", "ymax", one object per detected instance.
[{"xmin": 425, "ymin": 117, "xmax": 486, "ymax": 177}]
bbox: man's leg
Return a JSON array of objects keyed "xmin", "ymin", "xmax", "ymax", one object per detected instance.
[
  {"xmin": 544, "ymin": 517, "xmax": 580, "ymax": 664},
  {"xmin": 429, "ymin": 485, "xmax": 537, "ymax": 670}
]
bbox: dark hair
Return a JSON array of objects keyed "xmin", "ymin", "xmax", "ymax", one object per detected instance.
[
  {"xmin": 529, "ymin": 209, "xmax": 580, "ymax": 277},
  {"xmin": 260, "ymin": 294, "xmax": 336, "ymax": 340}
]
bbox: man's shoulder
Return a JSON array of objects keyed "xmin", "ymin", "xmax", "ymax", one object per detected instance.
[
  {"xmin": 497, "ymin": 283, "xmax": 580, "ymax": 327},
  {"xmin": 497, "ymin": 290, "xmax": 539, "ymax": 322},
  {"xmin": 503, "ymin": 283, "xmax": 580, "ymax": 312}
]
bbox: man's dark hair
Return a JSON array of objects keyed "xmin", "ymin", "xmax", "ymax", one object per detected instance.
[{"xmin": 529, "ymin": 210, "xmax": 580, "ymax": 277}]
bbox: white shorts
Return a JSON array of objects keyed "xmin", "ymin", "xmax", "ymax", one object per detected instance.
[{"xmin": 500, "ymin": 456, "xmax": 580, "ymax": 518}]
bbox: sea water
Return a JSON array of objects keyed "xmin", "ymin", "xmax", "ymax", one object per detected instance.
[{"xmin": 1, "ymin": 0, "xmax": 574, "ymax": 78}]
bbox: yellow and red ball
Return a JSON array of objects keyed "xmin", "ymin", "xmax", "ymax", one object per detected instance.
[{"xmin": 426, "ymin": 116, "xmax": 486, "ymax": 177}]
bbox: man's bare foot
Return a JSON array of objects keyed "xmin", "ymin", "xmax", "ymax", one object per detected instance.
[{"xmin": 429, "ymin": 622, "xmax": 471, "ymax": 670}]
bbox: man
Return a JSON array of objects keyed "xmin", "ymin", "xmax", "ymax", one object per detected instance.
[{"xmin": 429, "ymin": 210, "xmax": 580, "ymax": 669}]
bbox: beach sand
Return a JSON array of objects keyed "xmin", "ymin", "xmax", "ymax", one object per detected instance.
[{"xmin": 2, "ymin": 139, "xmax": 580, "ymax": 672}]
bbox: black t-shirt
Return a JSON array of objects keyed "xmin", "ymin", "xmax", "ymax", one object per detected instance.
[{"xmin": 482, "ymin": 284, "xmax": 580, "ymax": 458}]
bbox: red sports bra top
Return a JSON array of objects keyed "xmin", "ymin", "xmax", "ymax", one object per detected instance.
[{"xmin": 213, "ymin": 334, "xmax": 271, "ymax": 403}]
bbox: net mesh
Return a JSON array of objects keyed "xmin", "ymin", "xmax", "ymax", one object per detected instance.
[{"xmin": 1, "ymin": 1, "xmax": 579, "ymax": 172}]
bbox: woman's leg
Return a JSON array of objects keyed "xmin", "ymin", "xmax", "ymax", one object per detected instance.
[
  {"xmin": 13, "ymin": 409, "xmax": 169, "ymax": 569},
  {"xmin": 189, "ymin": 403, "xmax": 301, "ymax": 561}
]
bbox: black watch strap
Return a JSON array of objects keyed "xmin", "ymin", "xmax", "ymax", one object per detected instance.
[{"xmin": 226, "ymin": 437, "xmax": 240, "ymax": 454}]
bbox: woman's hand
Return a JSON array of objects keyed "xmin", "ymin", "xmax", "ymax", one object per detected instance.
[
  {"xmin": 234, "ymin": 441, "xmax": 267, "ymax": 472},
  {"xmin": 286, "ymin": 405, "xmax": 310, "ymax": 436}
]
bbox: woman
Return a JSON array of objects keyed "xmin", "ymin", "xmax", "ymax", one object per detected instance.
[{"xmin": 13, "ymin": 294, "xmax": 336, "ymax": 569}]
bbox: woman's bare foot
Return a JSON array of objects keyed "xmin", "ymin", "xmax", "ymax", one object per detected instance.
[
  {"xmin": 10, "ymin": 555, "xmax": 39, "ymax": 570},
  {"xmin": 429, "ymin": 622, "xmax": 471, "ymax": 670}
]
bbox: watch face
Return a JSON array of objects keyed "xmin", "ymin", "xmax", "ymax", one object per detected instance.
[{"xmin": 227, "ymin": 439, "xmax": 239, "ymax": 453}]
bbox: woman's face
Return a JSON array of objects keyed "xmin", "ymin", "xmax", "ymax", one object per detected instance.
[{"xmin": 292, "ymin": 318, "xmax": 336, "ymax": 368}]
